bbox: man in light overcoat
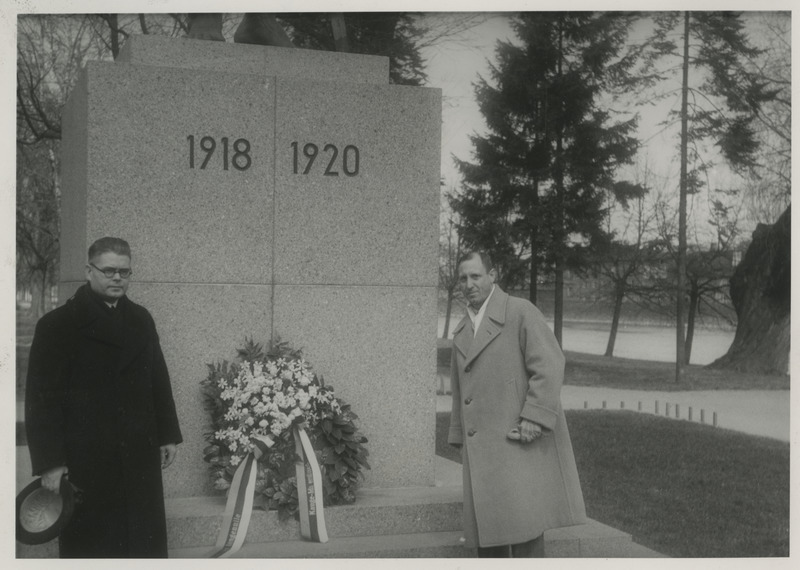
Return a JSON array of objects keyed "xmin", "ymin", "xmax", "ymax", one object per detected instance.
[{"xmin": 448, "ymin": 251, "xmax": 586, "ymax": 557}]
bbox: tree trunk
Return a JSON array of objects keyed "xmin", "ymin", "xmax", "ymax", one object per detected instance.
[
  {"xmin": 28, "ymin": 279, "xmax": 45, "ymax": 320},
  {"xmin": 529, "ymin": 179, "xmax": 539, "ymax": 305},
  {"xmin": 442, "ymin": 288, "xmax": 454, "ymax": 339},
  {"xmin": 685, "ymin": 281, "xmax": 699, "ymax": 364},
  {"xmin": 604, "ymin": 283, "xmax": 624, "ymax": 357},
  {"xmin": 708, "ymin": 206, "xmax": 790, "ymax": 375},
  {"xmin": 675, "ymin": 11, "xmax": 690, "ymax": 383},
  {"xmin": 554, "ymin": 265, "xmax": 563, "ymax": 345},
  {"xmin": 552, "ymin": 19, "xmax": 564, "ymax": 347},
  {"xmin": 107, "ymin": 14, "xmax": 121, "ymax": 59}
]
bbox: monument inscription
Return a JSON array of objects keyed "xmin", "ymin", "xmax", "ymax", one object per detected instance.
[
  {"xmin": 187, "ymin": 136, "xmax": 253, "ymax": 171},
  {"xmin": 290, "ymin": 142, "xmax": 360, "ymax": 176}
]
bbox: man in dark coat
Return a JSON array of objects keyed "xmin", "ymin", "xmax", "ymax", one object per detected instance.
[{"xmin": 25, "ymin": 237, "xmax": 183, "ymax": 558}]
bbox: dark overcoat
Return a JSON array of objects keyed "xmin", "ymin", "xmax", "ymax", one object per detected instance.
[
  {"xmin": 448, "ymin": 287, "xmax": 586, "ymax": 548},
  {"xmin": 25, "ymin": 284, "xmax": 183, "ymax": 558}
]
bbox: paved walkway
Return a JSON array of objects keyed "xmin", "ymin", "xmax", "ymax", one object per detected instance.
[{"xmin": 438, "ymin": 387, "xmax": 791, "ymax": 442}]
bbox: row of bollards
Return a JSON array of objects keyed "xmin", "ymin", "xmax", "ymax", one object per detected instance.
[{"xmin": 585, "ymin": 399, "xmax": 718, "ymax": 427}]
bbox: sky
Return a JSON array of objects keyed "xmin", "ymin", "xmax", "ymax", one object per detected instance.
[{"xmin": 420, "ymin": 14, "xmax": 514, "ymax": 190}]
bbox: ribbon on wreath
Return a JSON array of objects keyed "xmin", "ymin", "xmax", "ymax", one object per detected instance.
[
  {"xmin": 293, "ymin": 424, "xmax": 328, "ymax": 543},
  {"xmin": 210, "ymin": 425, "xmax": 328, "ymax": 558},
  {"xmin": 210, "ymin": 434, "xmax": 274, "ymax": 558}
]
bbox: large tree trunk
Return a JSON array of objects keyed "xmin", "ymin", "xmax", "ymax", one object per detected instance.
[{"xmin": 708, "ymin": 206, "xmax": 790, "ymax": 375}]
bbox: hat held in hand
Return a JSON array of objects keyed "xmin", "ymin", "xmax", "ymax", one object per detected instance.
[{"xmin": 16, "ymin": 475, "xmax": 76, "ymax": 545}]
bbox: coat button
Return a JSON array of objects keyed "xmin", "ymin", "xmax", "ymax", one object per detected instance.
[
  {"xmin": 465, "ymin": 397, "xmax": 472, "ymax": 405},
  {"xmin": 468, "ymin": 429, "xmax": 476, "ymax": 436},
  {"xmin": 465, "ymin": 365, "xmax": 472, "ymax": 372}
]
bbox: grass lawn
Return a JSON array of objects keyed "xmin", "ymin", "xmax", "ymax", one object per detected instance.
[
  {"xmin": 436, "ymin": 410, "xmax": 790, "ymax": 558},
  {"xmin": 564, "ymin": 351, "xmax": 790, "ymax": 391}
]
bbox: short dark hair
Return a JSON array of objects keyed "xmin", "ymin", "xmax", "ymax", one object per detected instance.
[
  {"xmin": 457, "ymin": 251, "xmax": 493, "ymax": 273},
  {"xmin": 88, "ymin": 237, "xmax": 132, "ymax": 261}
]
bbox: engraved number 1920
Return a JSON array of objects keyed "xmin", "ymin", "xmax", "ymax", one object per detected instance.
[
  {"xmin": 187, "ymin": 136, "xmax": 252, "ymax": 171},
  {"xmin": 291, "ymin": 142, "xmax": 360, "ymax": 177}
]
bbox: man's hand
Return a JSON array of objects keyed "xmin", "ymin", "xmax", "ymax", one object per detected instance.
[
  {"xmin": 517, "ymin": 419, "xmax": 543, "ymax": 444},
  {"xmin": 160, "ymin": 444, "xmax": 178, "ymax": 469},
  {"xmin": 41, "ymin": 465, "xmax": 68, "ymax": 493}
]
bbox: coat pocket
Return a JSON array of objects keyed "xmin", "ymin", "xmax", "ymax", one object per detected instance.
[{"xmin": 505, "ymin": 376, "xmax": 527, "ymax": 412}]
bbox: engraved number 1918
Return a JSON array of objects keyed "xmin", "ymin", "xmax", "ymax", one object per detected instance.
[{"xmin": 187, "ymin": 136, "xmax": 252, "ymax": 171}]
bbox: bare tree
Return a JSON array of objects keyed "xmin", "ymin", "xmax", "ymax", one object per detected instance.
[
  {"xmin": 741, "ymin": 12, "xmax": 791, "ymax": 225},
  {"xmin": 593, "ymin": 167, "xmax": 658, "ymax": 357},
  {"xmin": 16, "ymin": 15, "xmax": 108, "ymax": 316}
]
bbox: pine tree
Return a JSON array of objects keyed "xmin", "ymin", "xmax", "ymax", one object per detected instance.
[{"xmin": 452, "ymin": 12, "xmax": 640, "ymax": 343}]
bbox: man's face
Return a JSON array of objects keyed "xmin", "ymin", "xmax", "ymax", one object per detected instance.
[
  {"xmin": 458, "ymin": 256, "xmax": 496, "ymax": 310},
  {"xmin": 86, "ymin": 252, "xmax": 132, "ymax": 302}
]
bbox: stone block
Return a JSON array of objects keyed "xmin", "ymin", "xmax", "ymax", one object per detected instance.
[
  {"xmin": 273, "ymin": 285, "xmax": 437, "ymax": 487},
  {"xmin": 65, "ymin": 61, "xmax": 275, "ymax": 286},
  {"xmin": 273, "ymin": 78, "xmax": 441, "ymax": 286},
  {"xmin": 127, "ymin": 283, "xmax": 273, "ymax": 497},
  {"xmin": 118, "ymin": 35, "xmax": 388, "ymax": 84},
  {"xmin": 59, "ymin": 76, "xmax": 89, "ymax": 282}
]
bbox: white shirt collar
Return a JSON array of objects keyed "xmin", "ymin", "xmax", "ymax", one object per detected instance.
[{"xmin": 467, "ymin": 285, "xmax": 495, "ymax": 337}]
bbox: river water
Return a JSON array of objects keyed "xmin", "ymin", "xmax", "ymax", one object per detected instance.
[{"xmin": 438, "ymin": 317, "xmax": 735, "ymax": 366}]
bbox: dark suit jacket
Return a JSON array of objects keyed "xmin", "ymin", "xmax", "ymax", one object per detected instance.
[{"xmin": 25, "ymin": 283, "xmax": 182, "ymax": 557}]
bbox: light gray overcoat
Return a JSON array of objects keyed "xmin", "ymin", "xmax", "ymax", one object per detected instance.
[{"xmin": 448, "ymin": 287, "xmax": 586, "ymax": 547}]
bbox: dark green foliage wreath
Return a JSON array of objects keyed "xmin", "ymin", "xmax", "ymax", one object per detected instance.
[{"xmin": 200, "ymin": 337, "xmax": 370, "ymax": 520}]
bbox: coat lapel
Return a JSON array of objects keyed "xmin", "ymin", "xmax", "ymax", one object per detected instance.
[
  {"xmin": 452, "ymin": 316, "xmax": 473, "ymax": 359},
  {"xmin": 72, "ymin": 285, "xmax": 126, "ymax": 349},
  {"xmin": 70, "ymin": 285, "xmax": 147, "ymax": 372},
  {"xmin": 464, "ymin": 288, "xmax": 508, "ymax": 369}
]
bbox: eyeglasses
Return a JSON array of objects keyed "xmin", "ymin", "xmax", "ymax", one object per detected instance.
[{"xmin": 89, "ymin": 263, "xmax": 133, "ymax": 279}]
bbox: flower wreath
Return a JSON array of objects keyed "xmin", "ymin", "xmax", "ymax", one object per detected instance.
[{"xmin": 201, "ymin": 338, "xmax": 370, "ymax": 519}]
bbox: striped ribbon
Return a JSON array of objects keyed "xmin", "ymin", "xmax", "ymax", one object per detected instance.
[
  {"xmin": 293, "ymin": 425, "xmax": 329, "ymax": 543},
  {"xmin": 210, "ymin": 434, "xmax": 273, "ymax": 558},
  {"xmin": 210, "ymin": 426, "xmax": 328, "ymax": 557}
]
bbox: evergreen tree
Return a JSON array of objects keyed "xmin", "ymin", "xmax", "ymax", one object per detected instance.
[{"xmin": 452, "ymin": 12, "xmax": 640, "ymax": 343}]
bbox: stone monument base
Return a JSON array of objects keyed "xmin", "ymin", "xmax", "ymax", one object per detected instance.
[{"xmin": 16, "ymin": 447, "xmax": 662, "ymax": 558}]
